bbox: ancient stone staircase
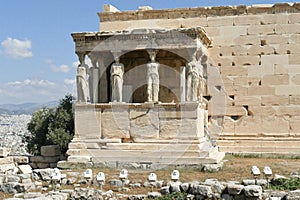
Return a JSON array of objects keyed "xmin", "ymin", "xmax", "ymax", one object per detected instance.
[
  {"xmin": 217, "ymin": 135, "xmax": 300, "ymax": 157},
  {"xmin": 67, "ymin": 139, "xmax": 225, "ymax": 168}
]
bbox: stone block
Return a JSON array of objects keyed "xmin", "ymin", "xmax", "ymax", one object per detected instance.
[
  {"xmin": 233, "ymin": 77, "xmax": 261, "ymax": 86},
  {"xmin": 0, "ymin": 148, "xmax": 10, "ymax": 158},
  {"xmin": 75, "ymin": 106, "xmax": 101, "ymax": 139},
  {"xmin": 222, "ymin": 116, "xmax": 235, "ymax": 134},
  {"xmin": 221, "ymin": 66, "xmax": 248, "ymax": 76},
  {"xmin": 158, "ymin": 107, "xmax": 181, "ymax": 119},
  {"xmin": 235, "ymin": 96, "xmax": 261, "ymax": 106},
  {"xmin": 234, "ymin": 15, "xmax": 262, "ymax": 25},
  {"xmin": 261, "ymin": 13, "xmax": 289, "ymax": 24},
  {"xmin": 179, "ymin": 18, "xmax": 208, "ymax": 28},
  {"xmin": 276, "ymin": 106, "xmax": 300, "ymax": 116},
  {"xmin": 130, "ymin": 108, "xmax": 159, "ymax": 140},
  {"xmin": 262, "ymin": 116, "xmax": 289, "ymax": 134},
  {"xmin": 247, "ymin": 65, "xmax": 264, "ymax": 77},
  {"xmin": 225, "ymin": 106, "xmax": 247, "ymax": 116},
  {"xmin": 0, "ymin": 163, "xmax": 15, "ymax": 173},
  {"xmin": 290, "ymin": 95, "xmax": 300, "ymax": 105},
  {"xmin": 214, "ymin": 46, "xmax": 249, "ymax": 58},
  {"xmin": 247, "ymin": 45, "xmax": 274, "ymax": 55},
  {"xmin": 261, "ymin": 55, "xmax": 289, "ymax": 69},
  {"xmin": 249, "ymin": 105, "xmax": 276, "ymax": 117},
  {"xmin": 261, "ymin": 95, "xmax": 289, "ymax": 106},
  {"xmin": 222, "ymin": 85, "xmax": 248, "ymax": 96},
  {"xmin": 292, "ymin": 75, "xmax": 300, "ymax": 85},
  {"xmin": 287, "ymin": 65, "xmax": 300, "ymax": 74},
  {"xmin": 290, "ymin": 34, "xmax": 300, "ymax": 44},
  {"xmin": 275, "ymin": 86, "xmax": 300, "ymax": 95},
  {"xmin": 290, "ymin": 116, "xmax": 300, "ymax": 134},
  {"xmin": 18, "ymin": 165, "xmax": 32, "ymax": 174},
  {"xmin": 179, "ymin": 103, "xmax": 204, "ymax": 119},
  {"xmin": 289, "ymin": 13, "xmax": 300, "ymax": 24},
  {"xmin": 102, "ymin": 108, "xmax": 130, "ymax": 139},
  {"xmin": 41, "ymin": 145, "xmax": 61, "ymax": 157},
  {"xmin": 234, "ymin": 35, "xmax": 261, "ymax": 45},
  {"xmin": 13, "ymin": 156, "xmax": 29, "ymax": 164},
  {"xmin": 0, "ymin": 157, "xmax": 14, "ymax": 165},
  {"xmin": 207, "ymin": 16, "xmax": 234, "ymax": 27},
  {"xmin": 289, "ymin": 54, "xmax": 300, "ymax": 64},
  {"xmin": 234, "ymin": 116, "xmax": 262, "ymax": 134},
  {"xmin": 248, "ymin": 86, "xmax": 275, "ymax": 96},
  {"xmin": 247, "ymin": 24, "xmax": 275, "ymax": 35},
  {"xmin": 275, "ymin": 24, "xmax": 300, "ymax": 34},
  {"xmin": 262, "ymin": 74, "xmax": 289, "ymax": 85},
  {"xmin": 233, "ymin": 55, "xmax": 260, "ymax": 66},
  {"xmin": 274, "ymin": 64, "xmax": 288, "ymax": 75},
  {"xmin": 203, "ymin": 27, "xmax": 220, "ymax": 37},
  {"xmin": 262, "ymin": 35, "xmax": 289, "ymax": 44},
  {"xmin": 276, "ymin": 44, "xmax": 300, "ymax": 55},
  {"xmin": 159, "ymin": 119, "xmax": 183, "ymax": 139},
  {"xmin": 67, "ymin": 156, "xmax": 92, "ymax": 163}
]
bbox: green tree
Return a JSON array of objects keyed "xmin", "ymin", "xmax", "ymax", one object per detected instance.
[{"xmin": 24, "ymin": 94, "xmax": 74, "ymax": 155}]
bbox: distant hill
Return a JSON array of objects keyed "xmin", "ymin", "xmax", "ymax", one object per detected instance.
[{"xmin": 0, "ymin": 101, "xmax": 58, "ymax": 115}]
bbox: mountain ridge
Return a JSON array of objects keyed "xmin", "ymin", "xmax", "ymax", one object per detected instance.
[{"xmin": 0, "ymin": 101, "xmax": 58, "ymax": 115}]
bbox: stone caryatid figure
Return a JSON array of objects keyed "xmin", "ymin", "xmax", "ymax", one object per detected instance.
[
  {"xmin": 147, "ymin": 49, "xmax": 160, "ymax": 102},
  {"xmin": 110, "ymin": 57, "xmax": 124, "ymax": 102},
  {"xmin": 186, "ymin": 49, "xmax": 205, "ymax": 102},
  {"xmin": 76, "ymin": 64, "xmax": 88, "ymax": 103},
  {"xmin": 88, "ymin": 53, "xmax": 100, "ymax": 103}
]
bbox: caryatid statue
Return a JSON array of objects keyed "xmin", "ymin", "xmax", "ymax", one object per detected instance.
[
  {"xmin": 76, "ymin": 63, "xmax": 88, "ymax": 103},
  {"xmin": 110, "ymin": 57, "xmax": 124, "ymax": 102},
  {"xmin": 147, "ymin": 49, "xmax": 160, "ymax": 102},
  {"xmin": 186, "ymin": 49, "xmax": 206, "ymax": 102},
  {"xmin": 88, "ymin": 53, "xmax": 100, "ymax": 103}
]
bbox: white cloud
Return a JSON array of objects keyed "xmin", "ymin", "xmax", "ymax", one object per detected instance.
[
  {"xmin": 0, "ymin": 79, "xmax": 75, "ymax": 104},
  {"xmin": 64, "ymin": 79, "xmax": 76, "ymax": 85},
  {"xmin": 46, "ymin": 60, "xmax": 70, "ymax": 73},
  {"xmin": 72, "ymin": 61, "xmax": 80, "ymax": 68},
  {"xmin": 8, "ymin": 79, "xmax": 55, "ymax": 86},
  {"xmin": 1, "ymin": 37, "xmax": 33, "ymax": 59}
]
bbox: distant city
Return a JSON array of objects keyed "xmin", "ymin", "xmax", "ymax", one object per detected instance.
[{"xmin": 0, "ymin": 101, "xmax": 58, "ymax": 155}]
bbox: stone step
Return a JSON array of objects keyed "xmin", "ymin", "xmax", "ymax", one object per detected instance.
[
  {"xmin": 219, "ymin": 145, "xmax": 300, "ymax": 153},
  {"xmin": 105, "ymin": 143, "xmax": 209, "ymax": 151},
  {"xmin": 69, "ymin": 152, "xmax": 224, "ymax": 166},
  {"xmin": 217, "ymin": 140, "xmax": 300, "ymax": 147},
  {"xmin": 218, "ymin": 136, "xmax": 300, "ymax": 141},
  {"xmin": 68, "ymin": 148, "xmax": 225, "ymax": 166},
  {"xmin": 69, "ymin": 148, "xmax": 216, "ymax": 158}
]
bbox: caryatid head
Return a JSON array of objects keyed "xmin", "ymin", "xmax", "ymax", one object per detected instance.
[{"xmin": 147, "ymin": 49, "xmax": 158, "ymax": 62}]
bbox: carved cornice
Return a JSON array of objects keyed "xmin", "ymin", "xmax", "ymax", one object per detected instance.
[
  {"xmin": 98, "ymin": 3, "xmax": 300, "ymax": 22},
  {"xmin": 71, "ymin": 27, "xmax": 211, "ymax": 49}
]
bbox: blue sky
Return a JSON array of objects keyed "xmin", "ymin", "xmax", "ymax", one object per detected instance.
[{"xmin": 0, "ymin": 0, "xmax": 288, "ymax": 104}]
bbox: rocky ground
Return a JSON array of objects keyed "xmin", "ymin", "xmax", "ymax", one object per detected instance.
[{"xmin": 0, "ymin": 155, "xmax": 300, "ymax": 199}]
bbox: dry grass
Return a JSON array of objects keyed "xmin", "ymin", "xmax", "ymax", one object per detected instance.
[{"xmin": 1, "ymin": 155, "xmax": 299, "ymax": 198}]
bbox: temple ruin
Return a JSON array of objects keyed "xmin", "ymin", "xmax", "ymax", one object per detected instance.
[{"xmin": 67, "ymin": 3, "xmax": 300, "ymax": 168}]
